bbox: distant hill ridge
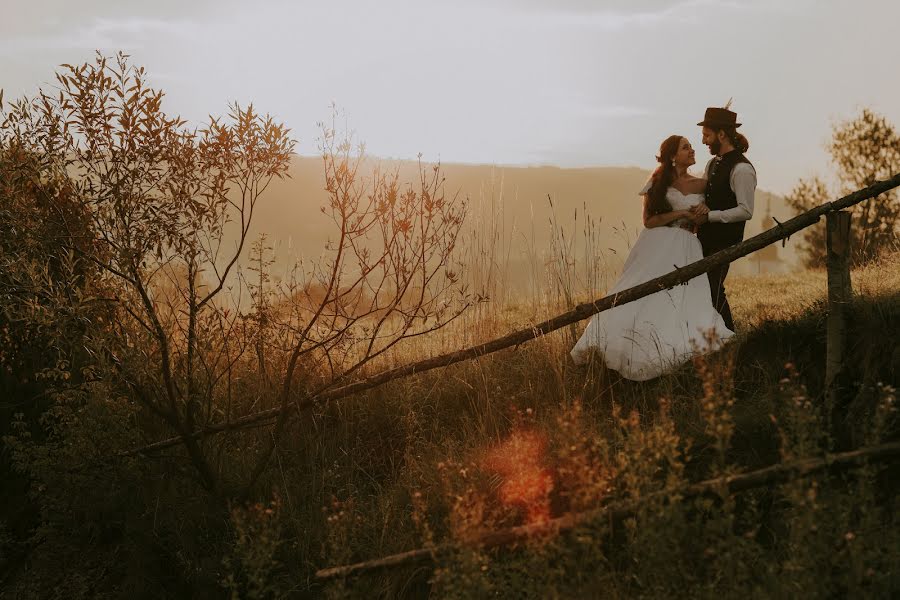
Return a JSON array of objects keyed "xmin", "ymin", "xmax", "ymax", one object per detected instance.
[{"xmin": 242, "ymin": 155, "xmax": 796, "ymax": 290}]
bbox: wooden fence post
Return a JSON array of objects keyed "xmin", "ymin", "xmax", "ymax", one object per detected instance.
[{"xmin": 825, "ymin": 211, "xmax": 852, "ymax": 399}]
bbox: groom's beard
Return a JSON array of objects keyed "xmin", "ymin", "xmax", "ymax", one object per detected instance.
[{"xmin": 708, "ymin": 139, "xmax": 721, "ymax": 156}]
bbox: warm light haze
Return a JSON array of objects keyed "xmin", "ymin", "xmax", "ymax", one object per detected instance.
[{"xmin": 4, "ymin": 2, "xmax": 900, "ymax": 597}]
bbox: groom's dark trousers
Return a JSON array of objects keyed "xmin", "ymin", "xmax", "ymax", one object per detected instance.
[{"xmin": 702, "ymin": 247, "xmax": 734, "ymax": 331}]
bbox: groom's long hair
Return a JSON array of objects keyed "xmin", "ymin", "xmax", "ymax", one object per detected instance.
[
  {"xmin": 647, "ymin": 134, "xmax": 681, "ymax": 215},
  {"xmin": 711, "ymin": 127, "xmax": 750, "ymax": 155}
]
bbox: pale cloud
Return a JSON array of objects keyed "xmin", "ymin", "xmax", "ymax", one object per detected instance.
[
  {"xmin": 500, "ymin": 0, "xmax": 806, "ymax": 14},
  {"xmin": 3, "ymin": 0, "xmax": 222, "ymax": 32},
  {"xmin": 0, "ymin": 16, "xmax": 200, "ymax": 56},
  {"xmin": 585, "ymin": 105, "xmax": 652, "ymax": 118},
  {"xmin": 507, "ymin": 0, "xmax": 812, "ymax": 30}
]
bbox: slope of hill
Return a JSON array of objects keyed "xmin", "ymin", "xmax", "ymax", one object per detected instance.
[{"xmin": 242, "ymin": 155, "xmax": 797, "ymax": 299}]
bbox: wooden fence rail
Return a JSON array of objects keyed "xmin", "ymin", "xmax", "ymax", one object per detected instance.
[
  {"xmin": 315, "ymin": 440, "xmax": 900, "ymax": 582},
  {"xmin": 125, "ymin": 173, "xmax": 900, "ymax": 457}
]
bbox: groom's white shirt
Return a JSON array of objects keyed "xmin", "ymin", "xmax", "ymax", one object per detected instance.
[{"xmin": 703, "ymin": 158, "xmax": 756, "ymax": 224}]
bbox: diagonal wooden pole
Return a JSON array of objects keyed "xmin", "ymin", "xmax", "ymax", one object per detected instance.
[
  {"xmin": 314, "ymin": 440, "xmax": 900, "ymax": 582},
  {"xmin": 125, "ymin": 174, "xmax": 900, "ymax": 457}
]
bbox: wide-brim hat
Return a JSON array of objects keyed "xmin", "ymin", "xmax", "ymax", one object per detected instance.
[{"xmin": 697, "ymin": 107, "xmax": 741, "ymax": 128}]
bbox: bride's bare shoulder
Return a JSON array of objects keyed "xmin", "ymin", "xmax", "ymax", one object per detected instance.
[{"xmin": 685, "ymin": 175, "xmax": 706, "ymax": 194}]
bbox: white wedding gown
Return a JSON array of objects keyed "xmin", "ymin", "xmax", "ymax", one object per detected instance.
[{"xmin": 570, "ymin": 184, "xmax": 734, "ymax": 380}]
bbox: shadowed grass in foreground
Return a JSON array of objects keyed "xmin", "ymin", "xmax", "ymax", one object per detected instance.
[{"xmin": 3, "ymin": 255, "xmax": 899, "ymax": 599}]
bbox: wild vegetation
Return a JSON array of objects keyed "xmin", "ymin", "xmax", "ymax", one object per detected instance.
[
  {"xmin": 1, "ymin": 55, "xmax": 898, "ymax": 599},
  {"xmin": 785, "ymin": 108, "xmax": 900, "ymax": 267}
]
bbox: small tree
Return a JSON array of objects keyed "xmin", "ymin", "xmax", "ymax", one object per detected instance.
[
  {"xmin": 786, "ymin": 108, "xmax": 900, "ymax": 267},
  {"xmin": 1, "ymin": 53, "xmax": 470, "ymax": 497},
  {"xmin": 0, "ymin": 139, "xmax": 104, "ymax": 437},
  {"xmin": 1, "ymin": 52, "xmax": 295, "ymax": 492},
  {"xmin": 238, "ymin": 117, "xmax": 471, "ymax": 493}
]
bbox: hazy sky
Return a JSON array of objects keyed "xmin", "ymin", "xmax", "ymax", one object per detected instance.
[{"xmin": 3, "ymin": 0, "xmax": 899, "ymax": 194}]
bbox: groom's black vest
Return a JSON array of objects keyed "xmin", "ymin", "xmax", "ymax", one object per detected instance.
[{"xmin": 698, "ymin": 150, "xmax": 753, "ymax": 253}]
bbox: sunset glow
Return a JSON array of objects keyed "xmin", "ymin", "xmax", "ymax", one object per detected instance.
[{"xmin": 3, "ymin": 1, "xmax": 899, "ymax": 595}]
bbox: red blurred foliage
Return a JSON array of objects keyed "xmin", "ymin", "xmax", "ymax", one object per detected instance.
[{"xmin": 483, "ymin": 430, "xmax": 555, "ymax": 524}]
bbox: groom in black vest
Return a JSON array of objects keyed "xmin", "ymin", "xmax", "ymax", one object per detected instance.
[{"xmin": 691, "ymin": 106, "xmax": 756, "ymax": 331}]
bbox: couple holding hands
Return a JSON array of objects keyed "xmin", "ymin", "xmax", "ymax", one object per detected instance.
[{"xmin": 571, "ymin": 105, "xmax": 756, "ymax": 381}]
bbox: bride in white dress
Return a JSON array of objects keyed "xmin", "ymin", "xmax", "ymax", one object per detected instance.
[{"xmin": 570, "ymin": 135, "xmax": 734, "ymax": 380}]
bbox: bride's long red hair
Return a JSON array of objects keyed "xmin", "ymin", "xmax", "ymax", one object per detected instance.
[{"xmin": 646, "ymin": 135, "xmax": 682, "ymax": 215}]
